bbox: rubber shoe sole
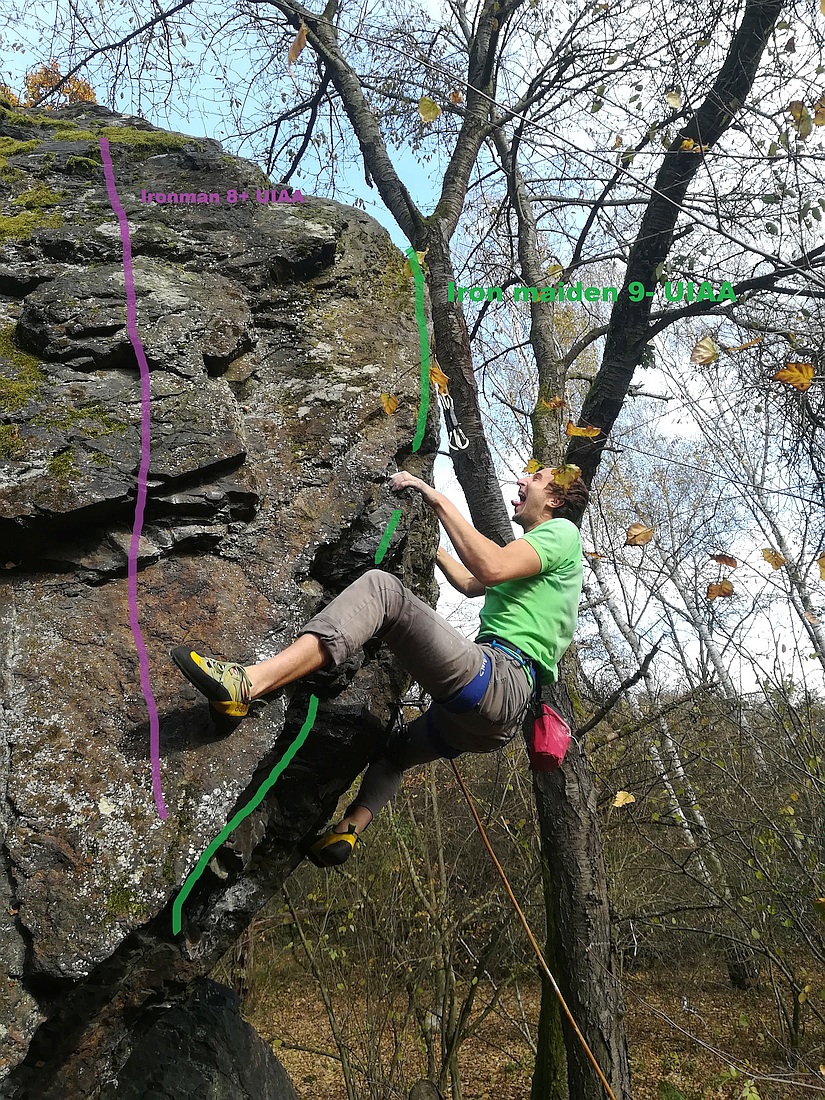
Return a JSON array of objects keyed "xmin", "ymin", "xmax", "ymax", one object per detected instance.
[
  {"xmin": 305, "ymin": 826, "xmax": 358, "ymax": 868},
  {"xmin": 171, "ymin": 646, "xmax": 252, "ymax": 719}
]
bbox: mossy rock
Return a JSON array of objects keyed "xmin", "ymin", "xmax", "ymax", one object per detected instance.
[
  {"xmin": 0, "ymin": 423, "xmax": 26, "ymax": 459},
  {"xmin": 0, "ymin": 209, "xmax": 63, "ymax": 244},
  {"xmin": 0, "ymin": 324, "xmax": 45, "ymax": 411},
  {"xmin": 46, "ymin": 448, "xmax": 77, "ymax": 481},
  {"xmin": 11, "ymin": 182, "xmax": 65, "ymax": 209}
]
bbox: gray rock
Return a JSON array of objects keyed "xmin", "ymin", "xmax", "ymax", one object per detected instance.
[
  {"xmin": 0, "ymin": 104, "xmax": 439, "ymax": 1095},
  {"xmin": 102, "ymin": 979, "xmax": 299, "ymax": 1099}
]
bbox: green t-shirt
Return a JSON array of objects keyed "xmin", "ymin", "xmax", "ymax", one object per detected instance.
[{"xmin": 476, "ymin": 518, "xmax": 583, "ymax": 683}]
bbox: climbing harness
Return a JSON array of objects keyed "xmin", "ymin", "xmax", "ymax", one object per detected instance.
[
  {"xmin": 450, "ymin": 760, "xmax": 619, "ymax": 1100},
  {"xmin": 426, "ymin": 653, "xmax": 492, "ymax": 759},
  {"xmin": 436, "ymin": 391, "xmax": 469, "ymax": 451},
  {"xmin": 476, "ymin": 635, "xmax": 541, "ymax": 698}
]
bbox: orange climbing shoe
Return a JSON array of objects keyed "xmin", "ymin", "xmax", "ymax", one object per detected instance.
[
  {"xmin": 306, "ymin": 824, "xmax": 359, "ymax": 868},
  {"xmin": 171, "ymin": 646, "xmax": 253, "ymax": 720}
]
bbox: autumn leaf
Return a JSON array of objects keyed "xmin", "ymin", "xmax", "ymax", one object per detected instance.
[
  {"xmin": 814, "ymin": 96, "xmax": 825, "ymax": 126},
  {"xmin": 711, "ymin": 553, "xmax": 738, "ymax": 568},
  {"xmin": 707, "ymin": 579, "xmax": 734, "ymax": 600},
  {"xmin": 804, "ymin": 610, "xmax": 821, "ymax": 625},
  {"xmin": 625, "ymin": 523, "xmax": 654, "ymax": 547},
  {"xmin": 402, "ymin": 250, "xmax": 427, "ymax": 277},
  {"xmin": 612, "ymin": 135, "xmax": 623, "ymax": 148},
  {"xmin": 722, "ymin": 336, "xmax": 763, "ymax": 353},
  {"xmin": 380, "ymin": 393, "xmax": 399, "ymax": 415},
  {"xmin": 613, "ymin": 790, "xmax": 636, "ymax": 808},
  {"xmin": 565, "ymin": 421, "xmax": 601, "ymax": 438},
  {"xmin": 429, "ymin": 359, "xmax": 449, "ymax": 394},
  {"xmin": 817, "ymin": 552, "xmax": 825, "ymax": 580},
  {"xmin": 585, "ymin": 550, "xmax": 602, "ymax": 559},
  {"xmin": 545, "ymin": 263, "xmax": 563, "ymax": 281},
  {"xmin": 690, "ymin": 335, "xmax": 719, "ymax": 365},
  {"xmin": 418, "ymin": 96, "xmax": 442, "ymax": 124},
  {"xmin": 550, "ymin": 463, "xmax": 582, "ymax": 490},
  {"xmin": 540, "ymin": 395, "xmax": 567, "ymax": 410},
  {"xmin": 449, "ymin": 89, "xmax": 463, "ymax": 104},
  {"xmin": 665, "ymin": 89, "xmax": 682, "ymax": 109},
  {"xmin": 523, "ymin": 458, "xmax": 543, "ymax": 474},
  {"xmin": 288, "ymin": 23, "xmax": 308, "ymax": 64},
  {"xmin": 773, "ymin": 363, "xmax": 814, "ymax": 392},
  {"xmin": 762, "ymin": 547, "xmax": 786, "ymax": 570},
  {"xmin": 789, "ymin": 100, "xmax": 813, "ymax": 139}
]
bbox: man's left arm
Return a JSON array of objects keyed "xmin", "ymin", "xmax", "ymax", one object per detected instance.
[{"xmin": 390, "ymin": 472, "xmax": 540, "ymax": 586}]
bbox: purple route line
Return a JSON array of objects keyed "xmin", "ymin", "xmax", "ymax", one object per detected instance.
[{"xmin": 100, "ymin": 137, "xmax": 168, "ymax": 820}]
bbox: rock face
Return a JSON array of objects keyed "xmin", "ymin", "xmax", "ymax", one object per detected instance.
[
  {"xmin": 104, "ymin": 979, "xmax": 300, "ymax": 1100},
  {"xmin": 0, "ymin": 104, "xmax": 438, "ymax": 1096}
]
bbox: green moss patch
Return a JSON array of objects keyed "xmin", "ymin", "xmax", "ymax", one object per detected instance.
[
  {"xmin": 65, "ymin": 154, "xmax": 101, "ymax": 176},
  {"xmin": 0, "ymin": 325, "xmax": 44, "ymax": 411},
  {"xmin": 46, "ymin": 448, "xmax": 77, "ymax": 480},
  {"xmin": 11, "ymin": 182, "xmax": 65, "ymax": 208},
  {"xmin": 0, "ymin": 209, "xmax": 63, "ymax": 244},
  {"xmin": 33, "ymin": 403, "xmax": 126, "ymax": 438},
  {"xmin": 0, "ymin": 424, "xmax": 25, "ymax": 459},
  {"xmin": 0, "ymin": 136, "xmax": 40, "ymax": 181}
]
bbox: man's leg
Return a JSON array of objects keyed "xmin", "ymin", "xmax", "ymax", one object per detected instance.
[{"xmin": 244, "ymin": 634, "xmax": 332, "ymax": 698}]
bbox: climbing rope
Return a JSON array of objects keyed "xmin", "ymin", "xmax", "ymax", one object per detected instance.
[{"xmin": 449, "ymin": 760, "xmax": 619, "ymax": 1100}]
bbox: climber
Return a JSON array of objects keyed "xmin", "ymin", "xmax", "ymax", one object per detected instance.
[{"xmin": 171, "ymin": 466, "xmax": 588, "ymax": 866}]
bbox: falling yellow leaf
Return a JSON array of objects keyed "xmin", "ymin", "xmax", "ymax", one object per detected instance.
[
  {"xmin": 665, "ymin": 89, "xmax": 682, "ymax": 109},
  {"xmin": 613, "ymin": 790, "xmax": 636, "ymax": 808},
  {"xmin": 707, "ymin": 579, "xmax": 734, "ymax": 600},
  {"xmin": 773, "ymin": 362, "xmax": 814, "ymax": 392},
  {"xmin": 613, "ymin": 134, "xmax": 623, "ymax": 148},
  {"xmin": 545, "ymin": 263, "xmax": 563, "ymax": 281},
  {"xmin": 449, "ymin": 89, "xmax": 463, "ymax": 105},
  {"xmin": 380, "ymin": 393, "xmax": 399, "ymax": 415},
  {"xmin": 550, "ymin": 463, "xmax": 582, "ymax": 490},
  {"xmin": 711, "ymin": 553, "xmax": 738, "ymax": 568},
  {"xmin": 565, "ymin": 421, "xmax": 601, "ymax": 438},
  {"xmin": 821, "ymin": 0, "xmax": 825, "ymax": 15},
  {"xmin": 680, "ymin": 138, "xmax": 695, "ymax": 151},
  {"xmin": 817, "ymin": 552, "xmax": 825, "ymax": 580},
  {"xmin": 523, "ymin": 458, "xmax": 543, "ymax": 474},
  {"xmin": 625, "ymin": 522, "xmax": 654, "ymax": 546},
  {"xmin": 690, "ymin": 335, "xmax": 719, "ymax": 365},
  {"xmin": 540, "ymin": 395, "xmax": 567, "ymax": 410},
  {"xmin": 762, "ymin": 547, "xmax": 786, "ymax": 570},
  {"xmin": 418, "ymin": 96, "xmax": 442, "ymax": 124},
  {"xmin": 402, "ymin": 249, "xmax": 428, "ymax": 278},
  {"xmin": 585, "ymin": 550, "xmax": 602, "ymax": 559},
  {"xmin": 804, "ymin": 610, "xmax": 821, "ymax": 625},
  {"xmin": 429, "ymin": 359, "xmax": 449, "ymax": 394},
  {"xmin": 814, "ymin": 95, "xmax": 825, "ymax": 126},
  {"xmin": 287, "ymin": 22, "xmax": 308, "ymax": 64},
  {"xmin": 764, "ymin": 547, "xmax": 790, "ymax": 572}
]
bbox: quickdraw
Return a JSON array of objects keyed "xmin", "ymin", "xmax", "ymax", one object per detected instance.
[{"xmin": 436, "ymin": 391, "xmax": 469, "ymax": 450}]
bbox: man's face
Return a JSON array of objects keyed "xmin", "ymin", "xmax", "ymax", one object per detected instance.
[{"xmin": 512, "ymin": 468, "xmax": 563, "ymax": 530}]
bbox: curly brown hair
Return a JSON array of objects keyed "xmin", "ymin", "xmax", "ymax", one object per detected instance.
[{"xmin": 549, "ymin": 475, "xmax": 590, "ymax": 522}]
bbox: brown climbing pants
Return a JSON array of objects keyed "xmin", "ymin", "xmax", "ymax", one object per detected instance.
[{"xmin": 298, "ymin": 569, "xmax": 533, "ymax": 819}]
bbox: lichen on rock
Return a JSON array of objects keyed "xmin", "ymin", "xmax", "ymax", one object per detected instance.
[{"xmin": 0, "ymin": 104, "xmax": 438, "ymax": 1097}]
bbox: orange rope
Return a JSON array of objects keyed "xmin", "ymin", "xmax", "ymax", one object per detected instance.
[{"xmin": 450, "ymin": 760, "xmax": 619, "ymax": 1100}]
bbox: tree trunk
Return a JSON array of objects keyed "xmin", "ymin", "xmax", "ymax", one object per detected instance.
[
  {"xmin": 535, "ymin": 684, "xmax": 631, "ymax": 1100},
  {"xmin": 531, "ymin": 861, "xmax": 570, "ymax": 1100}
]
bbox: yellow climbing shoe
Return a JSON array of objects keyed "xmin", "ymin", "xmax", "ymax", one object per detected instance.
[
  {"xmin": 307, "ymin": 824, "xmax": 359, "ymax": 867},
  {"xmin": 171, "ymin": 646, "xmax": 253, "ymax": 719}
]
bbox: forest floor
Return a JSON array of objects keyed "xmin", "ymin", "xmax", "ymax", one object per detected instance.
[{"xmin": 243, "ymin": 955, "xmax": 825, "ymax": 1099}]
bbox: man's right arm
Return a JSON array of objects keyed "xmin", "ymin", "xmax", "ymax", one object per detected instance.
[{"xmin": 436, "ymin": 547, "xmax": 487, "ymax": 597}]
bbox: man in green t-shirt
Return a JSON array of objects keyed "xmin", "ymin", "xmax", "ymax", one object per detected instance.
[{"xmin": 172, "ymin": 466, "xmax": 588, "ymax": 865}]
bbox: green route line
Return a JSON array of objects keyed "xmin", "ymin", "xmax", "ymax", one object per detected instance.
[
  {"xmin": 172, "ymin": 695, "xmax": 319, "ymax": 934},
  {"xmin": 172, "ymin": 246, "xmax": 432, "ymax": 935},
  {"xmin": 405, "ymin": 245, "xmax": 431, "ymax": 454}
]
